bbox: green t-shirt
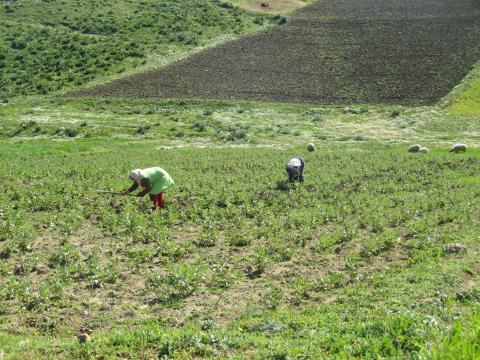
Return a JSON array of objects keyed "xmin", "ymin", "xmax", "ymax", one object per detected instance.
[{"xmin": 140, "ymin": 167, "xmax": 174, "ymax": 195}]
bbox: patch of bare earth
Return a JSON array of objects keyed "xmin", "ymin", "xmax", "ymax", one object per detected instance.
[
  {"xmin": 73, "ymin": 0, "xmax": 480, "ymax": 105},
  {"xmin": 231, "ymin": 0, "xmax": 307, "ymax": 14}
]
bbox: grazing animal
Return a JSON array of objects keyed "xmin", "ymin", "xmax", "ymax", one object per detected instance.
[
  {"xmin": 419, "ymin": 147, "xmax": 429, "ymax": 153},
  {"xmin": 408, "ymin": 144, "xmax": 421, "ymax": 153},
  {"xmin": 449, "ymin": 143, "xmax": 467, "ymax": 153},
  {"xmin": 286, "ymin": 157, "xmax": 305, "ymax": 182}
]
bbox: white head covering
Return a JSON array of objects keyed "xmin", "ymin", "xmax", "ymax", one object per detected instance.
[{"xmin": 128, "ymin": 169, "xmax": 142, "ymax": 183}]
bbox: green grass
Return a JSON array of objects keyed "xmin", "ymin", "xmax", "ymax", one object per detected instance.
[
  {"xmin": 1, "ymin": 97, "xmax": 479, "ymax": 147},
  {"xmin": 448, "ymin": 61, "xmax": 480, "ymax": 117},
  {"xmin": 428, "ymin": 308, "xmax": 480, "ymax": 359},
  {"xmin": 0, "ymin": 0, "xmax": 272, "ymax": 100}
]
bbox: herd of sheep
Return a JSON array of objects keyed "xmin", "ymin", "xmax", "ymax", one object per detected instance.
[{"xmin": 408, "ymin": 143, "xmax": 468, "ymax": 154}]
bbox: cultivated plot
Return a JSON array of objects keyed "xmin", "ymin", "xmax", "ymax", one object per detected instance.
[
  {"xmin": 1, "ymin": 142, "xmax": 479, "ymax": 358},
  {"xmin": 74, "ymin": 0, "xmax": 480, "ymax": 105}
]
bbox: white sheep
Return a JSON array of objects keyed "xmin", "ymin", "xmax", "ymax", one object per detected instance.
[
  {"xmin": 449, "ymin": 143, "xmax": 467, "ymax": 153},
  {"xmin": 419, "ymin": 147, "xmax": 429, "ymax": 153},
  {"xmin": 408, "ymin": 144, "xmax": 421, "ymax": 152}
]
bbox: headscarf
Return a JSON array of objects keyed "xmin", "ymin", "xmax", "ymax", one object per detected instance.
[{"xmin": 128, "ymin": 169, "xmax": 142, "ymax": 183}]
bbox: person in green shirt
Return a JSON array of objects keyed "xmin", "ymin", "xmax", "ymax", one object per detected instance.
[{"xmin": 121, "ymin": 167, "xmax": 175, "ymax": 211}]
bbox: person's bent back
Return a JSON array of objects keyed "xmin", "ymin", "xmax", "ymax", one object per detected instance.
[{"xmin": 286, "ymin": 157, "xmax": 305, "ymax": 182}]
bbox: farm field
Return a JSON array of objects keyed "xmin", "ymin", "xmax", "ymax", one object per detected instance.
[
  {"xmin": 0, "ymin": 138, "xmax": 479, "ymax": 358},
  {"xmin": 1, "ymin": 0, "xmax": 480, "ymax": 358},
  {"xmin": 1, "ymin": 76, "xmax": 480, "ymax": 357},
  {"xmin": 74, "ymin": 0, "xmax": 480, "ymax": 105}
]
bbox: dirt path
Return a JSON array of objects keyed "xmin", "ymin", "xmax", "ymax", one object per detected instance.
[{"xmin": 73, "ymin": 0, "xmax": 480, "ymax": 105}]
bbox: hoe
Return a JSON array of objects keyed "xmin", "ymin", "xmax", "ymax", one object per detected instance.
[{"xmin": 96, "ymin": 190, "xmax": 136, "ymax": 197}]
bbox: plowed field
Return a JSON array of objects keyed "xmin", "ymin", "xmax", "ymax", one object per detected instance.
[{"xmin": 74, "ymin": 0, "xmax": 480, "ymax": 105}]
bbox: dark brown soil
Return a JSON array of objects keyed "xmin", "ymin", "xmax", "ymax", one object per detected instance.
[{"xmin": 72, "ymin": 0, "xmax": 480, "ymax": 105}]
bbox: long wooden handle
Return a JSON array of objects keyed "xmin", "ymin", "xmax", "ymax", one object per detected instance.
[{"xmin": 96, "ymin": 190, "xmax": 136, "ymax": 197}]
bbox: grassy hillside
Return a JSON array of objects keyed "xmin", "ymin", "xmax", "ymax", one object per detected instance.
[
  {"xmin": 0, "ymin": 0, "xmax": 272, "ymax": 100},
  {"xmin": 1, "ymin": 97, "xmax": 479, "ymax": 146},
  {"xmin": 0, "ymin": 79, "xmax": 479, "ymax": 358}
]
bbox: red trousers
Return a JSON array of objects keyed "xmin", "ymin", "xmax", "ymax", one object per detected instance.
[{"xmin": 149, "ymin": 192, "xmax": 165, "ymax": 209}]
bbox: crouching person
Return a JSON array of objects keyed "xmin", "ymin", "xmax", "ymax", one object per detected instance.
[
  {"xmin": 286, "ymin": 157, "xmax": 305, "ymax": 182},
  {"xmin": 122, "ymin": 167, "xmax": 175, "ymax": 212}
]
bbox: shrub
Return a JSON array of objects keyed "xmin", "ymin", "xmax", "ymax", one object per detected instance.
[
  {"xmin": 64, "ymin": 127, "xmax": 79, "ymax": 137},
  {"xmin": 218, "ymin": 2, "xmax": 234, "ymax": 9},
  {"xmin": 273, "ymin": 15, "xmax": 287, "ymax": 25},
  {"xmin": 391, "ymin": 110, "xmax": 401, "ymax": 118},
  {"xmin": 192, "ymin": 121, "xmax": 206, "ymax": 132},
  {"xmin": 136, "ymin": 124, "xmax": 150, "ymax": 134}
]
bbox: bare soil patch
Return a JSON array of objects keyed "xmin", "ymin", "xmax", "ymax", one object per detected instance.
[
  {"xmin": 231, "ymin": 0, "xmax": 307, "ymax": 14},
  {"xmin": 73, "ymin": 0, "xmax": 480, "ymax": 105}
]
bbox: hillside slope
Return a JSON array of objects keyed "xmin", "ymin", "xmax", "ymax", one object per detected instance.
[
  {"xmin": 0, "ymin": 0, "xmax": 271, "ymax": 100},
  {"xmin": 74, "ymin": 0, "xmax": 480, "ymax": 105}
]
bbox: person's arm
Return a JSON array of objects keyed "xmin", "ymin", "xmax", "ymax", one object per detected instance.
[
  {"xmin": 136, "ymin": 178, "xmax": 152, "ymax": 197},
  {"xmin": 121, "ymin": 182, "xmax": 139, "ymax": 195}
]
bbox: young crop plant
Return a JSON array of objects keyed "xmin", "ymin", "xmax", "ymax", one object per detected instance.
[
  {"xmin": 290, "ymin": 276, "xmax": 314, "ymax": 304},
  {"xmin": 208, "ymin": 263, "xmax": 235, "ymax": 291},
  {"xmin": 48, "ymin": 243, "xmax": 81, "ymax": 270},
  {"xmin": 147, "ymin": 262, "xmax": 205, "ymax": 303},
  {"xmin": 314, "ymin": 272, "xmax": 347, "ymax": 292},
  {"xmin": 228, "ymin": 230, "xmax": 253, "ymax": 247},
  {"xmin": 261, "ymin": 282, "xmax": 283, "ymax": 310},
  {"xmin": 195, "ymin": 229, "xmax": 218, "ymax": 247},
  {"xmin": 156, "ymin": 238, "xmax": 194, "ymax": 260},
  {"xmin": 78, "ymin": 248, "xmax": 121, "ymax": 288}
]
